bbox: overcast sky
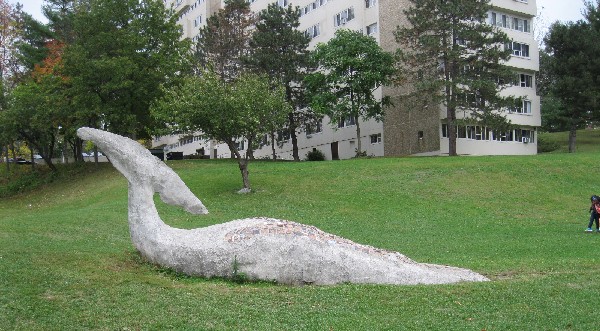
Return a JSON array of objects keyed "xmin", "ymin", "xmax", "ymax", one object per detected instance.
[{"xmin": 9, "ymin": 0, "xmax": 590, "ymax": 33}]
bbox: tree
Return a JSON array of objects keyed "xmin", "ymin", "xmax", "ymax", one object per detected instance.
[
  {"xmin": 64, "ymin": 0, "xmax": 191, "ymax": 138},
  {"xmin": 42, "ymin": 0, "xmax": 78, "ymax": 43},
  {"xmin": 0, "ymin": 0, "xmax": 20, "ymax": 169},
  {"xmin": 0, "ymin": 0, "xmax": 22, "ymax": 88},
  {"xmin": 305, "ymin": 29, "xmax": 395, "ymax": 156},
  {"xmin": 1, "ymin": 73, "xmax": 68, "ymax": 171},
  {"xmin": 544, "ymin": 20, "xmax": 598, "ymax": 152},
  {"xmin": 395, "ymin": 0, "xmax": 514, "ymax": 156},
  {"xmin": 195, "ymin": 0, "xmax": 254, "ymax": 82},
  {"xmin": 153, "ymin": 70, "xmax": 290, "ymax": 192},
  {"xmin": 247, "ymin": 3, "xmax": 311, "ymax": 161},
  {"xmin": 14, "ymin": 12, "xmax": 52, "ymax": 75},
  {"xmin": 537, "ymin": 49, "xmax": 569, "ymax": 133}
]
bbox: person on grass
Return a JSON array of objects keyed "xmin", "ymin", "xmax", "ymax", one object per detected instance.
[{"xmin": 586, "ymin": 195, "xmax": 600, "ymax": 232}]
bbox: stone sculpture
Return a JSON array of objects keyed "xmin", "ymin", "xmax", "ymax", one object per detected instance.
[{"xmin": 77, "ymin": 127, "xmax": 488, "ymax": 285}]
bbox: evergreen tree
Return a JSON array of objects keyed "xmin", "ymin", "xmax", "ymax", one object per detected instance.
[
  {"xmin": 14, "ymin": 12, "xmax": 52, "ymax": 74},
  {"xmin": 195, "ymin": 0, "xmax": 254, "ymax": 81},
  {"xmin": 395, "ymin": 0, "xmax": 514, "ymax": 156},
  {"xmin": 247, "ymin": 3, "xmax": 311, "ymax": 161},
  {"xmin": 537, "ymin": 49, "xmax": 569, "ymax": 133},
  {"xmin": 544, "ymin": 20, "xmax": 598, "ymax": 152},
  {"xmin": 42, "ymin": 0, "xmax": 78, "ymax": 43}
]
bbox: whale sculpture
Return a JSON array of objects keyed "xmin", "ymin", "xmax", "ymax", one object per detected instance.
[{"xmin": 77, "ymin": 127, "xmax": 488, "ymax": 285}]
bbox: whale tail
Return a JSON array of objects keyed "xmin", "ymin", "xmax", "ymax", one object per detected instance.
[{"xmin": 76, "ymin": 127, "xmax": 209, "ymax": 215}]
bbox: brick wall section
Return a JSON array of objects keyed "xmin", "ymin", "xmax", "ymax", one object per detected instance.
[{"xmin": 379, "ymin": 0, "xmax": 441, "ymax": 156}]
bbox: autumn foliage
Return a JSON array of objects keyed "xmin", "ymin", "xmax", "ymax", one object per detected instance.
[{"xmin": 32, "ymin": 40, "xmax": 66, "ymax": 81}]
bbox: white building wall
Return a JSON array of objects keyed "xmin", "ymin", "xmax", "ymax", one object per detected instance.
[{"xmin": 160, "ymin": 0, "xmax": 541, "ymax": 159}]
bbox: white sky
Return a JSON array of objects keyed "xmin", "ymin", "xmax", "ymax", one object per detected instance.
[
  {"xmin": 9, "ymin": 0, "xmax": 47, "ymax": 23},
  {"xmin": 9, "ymin": 0, "xmax": 590, "ymax": 33},
  {"xmin": 537, "ymin": 0, "xmax": 587, "ymax": 28}
]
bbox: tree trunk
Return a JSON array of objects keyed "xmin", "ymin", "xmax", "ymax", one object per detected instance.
[
  {"xmin": 238, "ymin": 158, "xmax": 250, "ymax": 191},
  {"xmin": 355, "ymin": 115, "xmax": 361, "ymax": 156},
  {"xmin": 73, "ymin": 138, "xmax": 84, "ymax": 163},
  {"xmin": 32, "ymin": 143, "xmax": 57, "ymax": 172},
  {"xmin": 229, "ymin": 141, "xmax": 251, "ymax": 192},
  {"xmin": 246, "ymin": 136, "xmax": 254, "ymax": 160},
  {"xmin": 10, "ymin": 143, "xmax": 16, "ymax": 165},
  {"xmin": 30, "ymin": 149, "xmax": 35, "ymax": 170},
  {"xmin": 62, "ymin": 136, "xmax": 69, "ymax": 164},
  {"xmin": 289, "ymin": 112, "xmax": 299, "ymax": 161},
  {"xmin": 568, "ymin": 126, "xmax": 577, "ymax": 153},
  {"xmin": 93, "ymin": 145, "xmax": 99, "ymax": 165},
  {"xmin": 448, "ymin": 106, "xmax": 457, "ymax": 156},
  {"xmin": 270, "ymin": 131, "xmax": 276, "ymax": 161},
  {"xmin": 4, "ymin": 145, "xmax": 9, "ymax": 172},
  {"xmin": 42, "ymin": 154, "xmax": 57, "ymax": 172}
]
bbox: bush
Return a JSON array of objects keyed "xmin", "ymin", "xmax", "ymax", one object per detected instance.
[
  {"xmin": 537, "ymin": 134, "xmax": 561, "ymax": 153},
  {"xmin": 305, "ymin": 149, "xmax": 325, "ymax": 161},
  {"xmin": 354, "ymin": 149, "xmax": 367, "ymax": 158}
]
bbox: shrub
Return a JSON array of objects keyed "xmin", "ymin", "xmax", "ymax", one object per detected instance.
[
  {"xmin": 537, "ymin": 135, "xmax": 560, "ymax": 153},
  {"xmin": 354, "ymin": 149, "xmax": 367, "ymax": 158},
  {"xmin": 305, "ymin": 149, "xmax": 326, "ymax": 161}
]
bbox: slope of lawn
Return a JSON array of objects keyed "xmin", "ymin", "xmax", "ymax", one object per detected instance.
[
  {"xmin": 1, "ymin": 150, "xmax": 599, "ymax": 330},
  {"xmin": 539, "ymin": 128, "xmax": 600, "ymax": 153}
]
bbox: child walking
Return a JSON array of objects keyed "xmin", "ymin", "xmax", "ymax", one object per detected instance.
[{"xmin": 586, "ymin": 195, "xmax": 600, "ymax": 232}]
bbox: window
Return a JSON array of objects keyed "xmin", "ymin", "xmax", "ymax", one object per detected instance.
[
  {"xmin": 519, "ymin": 73, "xmax": 533, "ymax": 88},
  {"xmin": 442, "ymin": 124, "xmax": 491, "ymax": 140},
  {"xmin": 366, "ymin": 23, "xmax": 378, "ymax": 36},
  {"xmin": 466, "ymin": 126, "xmax": 489, "ymax": 140},
  {"xmin": 510, "ymin": 42, "xmax": 530, "ymax": 57},
  {"xmin": 457, "ymin": 125, "xmax": 467, "ymax": 139},
  {"xmin": 193, "ymin": 15, "xmax": 202, "ymax": 27},
  {"xmin": 301, "ymin": 1, "xmax": 317, "ymax": 16},
  {"xmin": 455, "ymin": 36, "xmax": 468, "ymax": 47},
  {"xmin": 235, "ymin": 140, "xmax": 245, "ymax": 151},
  {"xmin": 510, "ymin": 100, "xmax": 532, "ymax": 114},
  {"xmin": 418, "ymin": 131, "xmax": 424, "ymax": 139},
  {"xmin": 491, "ymin": 11, "xmax": 530, "ymax": 33},
  {"xmin": 306, "ymin": 118, "xmax": 323, "ymax": 135},
  {"xmin": 334, "ymin": 7, "xmax": 355, "ymax": 27},
  {"xmin": 366, "ymin": 0, "xmax": 376, "ymax": 8},
  {"xmin": 512, "ymin": 17, "xmax": 530, "ymax": 32},
  {"xmin": 305, "ymin": 24, "xmax": 321, "ymax": 39},
  {"xmin": 277, "ymin": 129, "xmax": 291, "ymax": 142},
  {"xmin": 515, "ymin": 129, "xmax": 534, "ymax": 143},
  {"xmin": 501, "ymin": 14, "xmax": 509, "ymax": 28},
  {"xmin": 277, "ymin": 0, "xmax": 288, "ymax": 7},
  {"xmin": 338, "ymin": 115, "xmax": 356, "ymax": 128},
  {"xmin": 370, "ymin": 133, "xmax": 382, "ymax": 144}
]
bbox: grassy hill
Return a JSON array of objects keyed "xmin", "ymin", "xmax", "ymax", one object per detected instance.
[
  {"xmin": 1, "ymin": 136, "xmax": 599, "ymax": 329},
  {"xmin": 539, "ymin": 128, "xmax": 600, "ymax": 153}
]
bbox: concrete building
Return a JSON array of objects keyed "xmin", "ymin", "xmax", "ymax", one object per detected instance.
[{"xmin": 155, "ymin": 0, "xmax": 540, "ymax": 159}]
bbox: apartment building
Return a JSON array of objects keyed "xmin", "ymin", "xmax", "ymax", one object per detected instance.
[{"xmin": 155, "ymin": 0, "xmax": 540, "ymax": 159}]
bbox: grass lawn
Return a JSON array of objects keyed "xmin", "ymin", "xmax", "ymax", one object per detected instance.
[{"xmin": 1, "ymin": 138, "xmax": 599, "ymax": 329}]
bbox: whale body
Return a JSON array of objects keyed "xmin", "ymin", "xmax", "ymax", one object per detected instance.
[{"xmin": 77, "ymin": 127, "xmax": 488, "ymax": 285}]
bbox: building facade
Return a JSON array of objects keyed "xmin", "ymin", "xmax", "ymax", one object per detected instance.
[{"xmin": 155, "ymin": 0, "xmax": 540, "ymax": 159}]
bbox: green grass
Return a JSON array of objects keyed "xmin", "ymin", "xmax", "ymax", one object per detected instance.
[
  {"xmin": 2, "ymin": 149, "xmax": 600, "ymax": 329},
  {"xmin": 539, "ymin": 128, "xmax": 600, "ymax": 153}
]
